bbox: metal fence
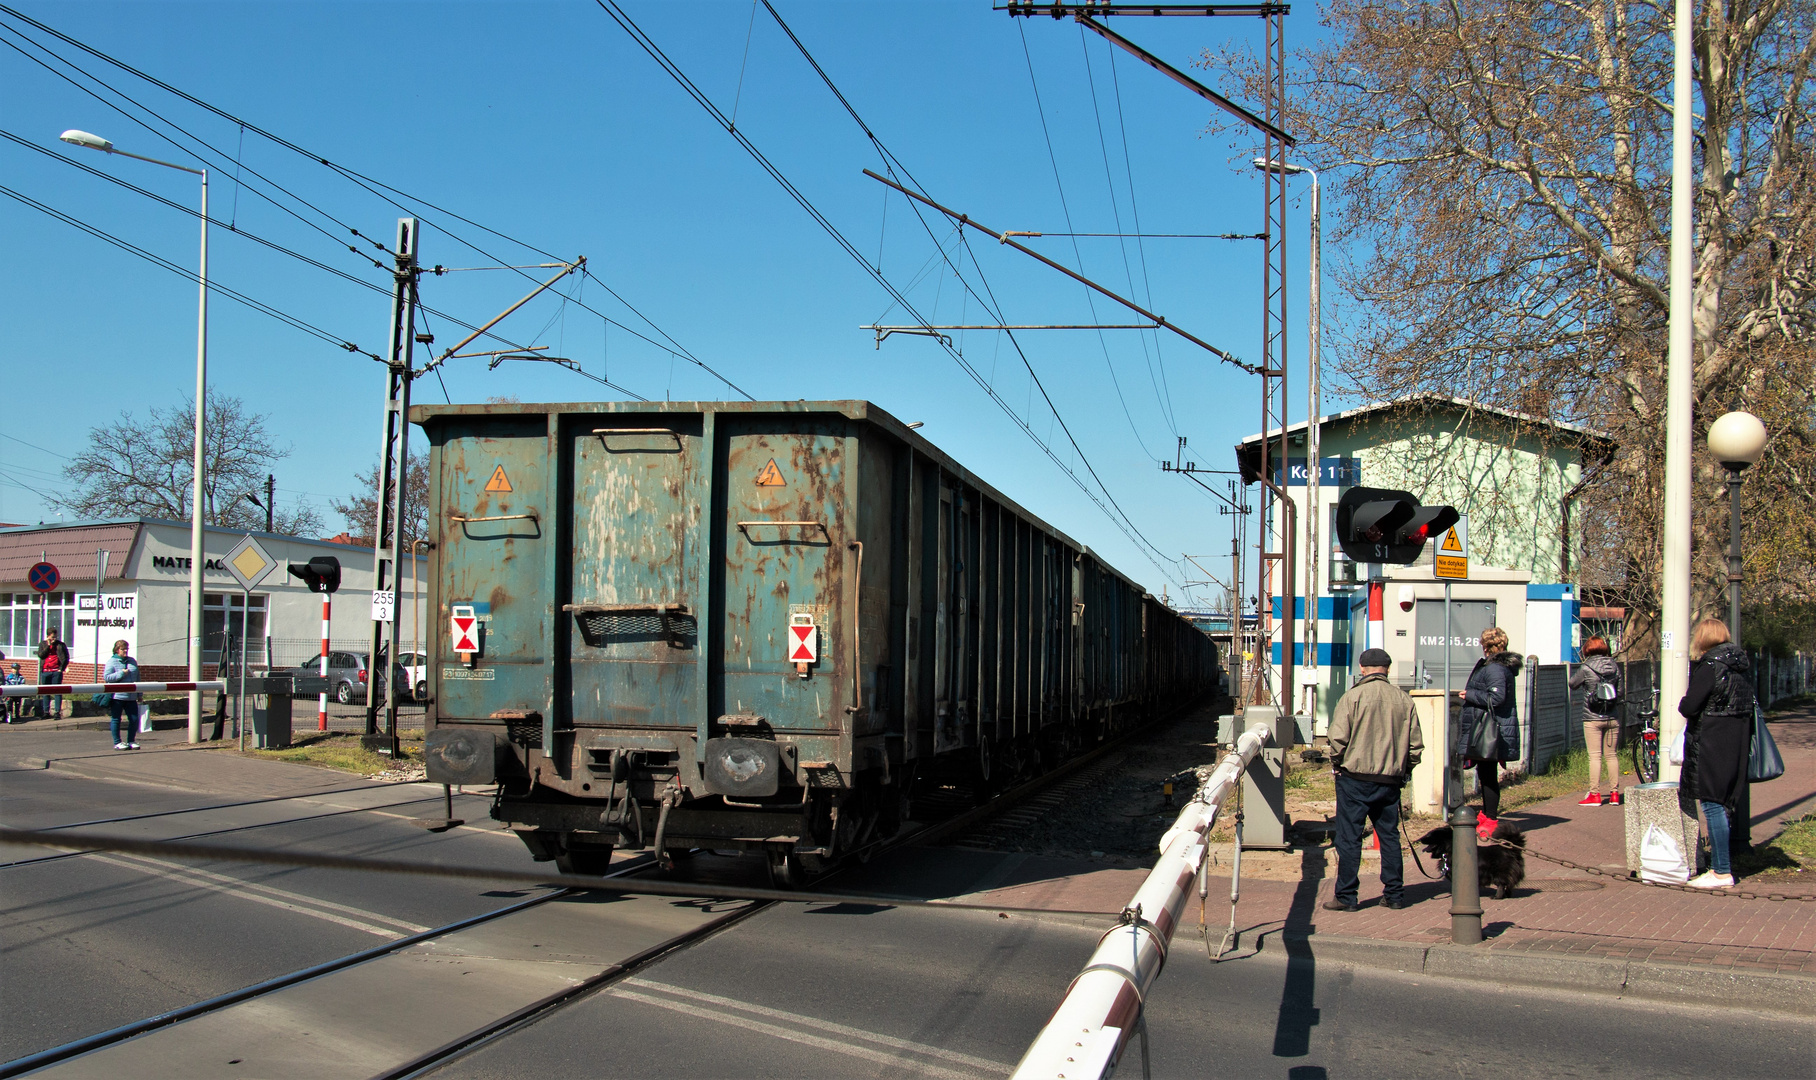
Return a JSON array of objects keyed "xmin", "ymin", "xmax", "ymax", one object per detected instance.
[
  {"xmin": 1523, "ymin": 659, "xmax": 1655, "ymax": 776},
  {"xmin": 267, "ymin": 639, "xmax": 403, "ymax": 668}
]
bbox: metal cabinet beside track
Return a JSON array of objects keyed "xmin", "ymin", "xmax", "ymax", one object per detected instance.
[{"xmin": 413, "ymin": 400, "xmax": 1219, "ymax": 881}]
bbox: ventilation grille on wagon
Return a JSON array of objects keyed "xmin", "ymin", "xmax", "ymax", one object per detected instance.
[{"xmin": 566, "ymin": 603, "xmax": 697, "ymax": 650}]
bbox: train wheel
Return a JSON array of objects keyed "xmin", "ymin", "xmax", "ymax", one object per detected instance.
[
  {"xmin": 555, "ymin": 837, "xmax": 614, "ymax": 877},
  {"xmin": 973, "ymin": 736, "xmax": 998, "ymax": 805}
]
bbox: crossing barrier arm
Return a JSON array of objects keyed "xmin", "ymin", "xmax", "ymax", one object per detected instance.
[
  {"xmin": 2, "ymin": 681, "xmax": 228, "ymax": 697},
  {"xmin": 1011, "ymin": 721, "xmax": 1273, "ymax": 1080}
]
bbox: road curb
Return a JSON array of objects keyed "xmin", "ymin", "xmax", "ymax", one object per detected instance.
[{"xmin": 1265, "ymin": 932, "xmax": 1813, "ymax": 1015}]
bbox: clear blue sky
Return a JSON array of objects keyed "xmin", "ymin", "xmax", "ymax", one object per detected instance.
[{"xmin": 2, "ymin": 1, "xmax": 1330, "ymax": 607}]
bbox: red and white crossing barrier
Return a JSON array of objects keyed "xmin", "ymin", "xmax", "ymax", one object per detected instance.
[
  {"xmin": 1011, "ymin": 721, "xmax": 1273, "ymax": 1080},
  {"xmin": 2, "ymin": 682, "xmax": 227, "ymax": 697}
]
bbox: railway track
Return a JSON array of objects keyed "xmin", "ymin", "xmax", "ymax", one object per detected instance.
[
  {"xmin": 0, "ymin": 785, "xmax": 500, "ymax": 870},
  {"xmin": 3, "ymin": 700, "xmax": 1220, "ymax": 1078}
]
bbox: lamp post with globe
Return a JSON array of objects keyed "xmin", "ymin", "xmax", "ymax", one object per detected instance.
[
  {"xmin": 1707, "ymin": 410, "xmax": 1767, "ymax": 855},
  {"xmin": 1707, "ymin": 412, "xmax": 1768, "ymax": 644}
]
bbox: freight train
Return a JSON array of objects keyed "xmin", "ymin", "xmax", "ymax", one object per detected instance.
[{"xmin": 416, "ymin": 401, "xmax": 1219, "ymax": 883}]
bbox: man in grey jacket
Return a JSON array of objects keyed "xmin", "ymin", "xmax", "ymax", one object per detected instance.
[{"xmin": 1324, "ymin": 648, "xmax": 1424, "ymax": 912}]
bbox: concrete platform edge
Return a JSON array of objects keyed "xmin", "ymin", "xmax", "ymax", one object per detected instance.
[{"xmin": 1263, "ymin": 932, "xmax": 1815, "ymax": 1015}]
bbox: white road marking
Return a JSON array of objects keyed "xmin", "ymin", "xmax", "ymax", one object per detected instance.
[
  {"xmin": 616, "ymin": 980, "xmax": 1011, "ymax": 1077},
  {"xmin": 87, "ymin": 853, "xmax": 427, "ymax": 938}
]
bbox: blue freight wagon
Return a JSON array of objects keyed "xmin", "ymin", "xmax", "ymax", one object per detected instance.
[{"xmin": 415, "ymin": 400, "xmax": 1219, "ymax": 882}]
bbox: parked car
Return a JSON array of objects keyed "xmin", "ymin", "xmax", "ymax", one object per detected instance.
[
  {"xmin": 281, "ymin": 651, "xmax": 407, "ymax": 706},
  {"xmin": 397, "ymin": 651, "xmax": 429, "ymax": 703}
]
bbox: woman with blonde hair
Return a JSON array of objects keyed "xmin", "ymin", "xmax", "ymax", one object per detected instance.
[
  {"xmin": 1455, "ymin": 626, "xmax": 1523, "ymax": 834},
  {"xmin": 1678, "ymin": 618, "xmax": 1754, "ymax": 888}
]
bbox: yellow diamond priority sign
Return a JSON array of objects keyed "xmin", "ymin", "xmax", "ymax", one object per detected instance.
[{"xmin": 224, "ymin": 535, "xmax": 278, "ymax": 590}]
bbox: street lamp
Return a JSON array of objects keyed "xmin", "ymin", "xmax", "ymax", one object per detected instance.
[
  {"xmin": 1255, "ymin": 158, "xmax": 1322, "ymax": 721},
  {"xmin": 1707, "ymin": 411, "xmax": 1767, "ymax": 643},
  {"xmin": 62, "ymin": 128, "xmax": 210, "ymax": 744}
]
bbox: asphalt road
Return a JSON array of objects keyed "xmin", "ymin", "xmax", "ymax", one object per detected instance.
[
  {"xmin": 0, "ymin": 764, "xmax": 536, "ymax": 1063},
  {"xmin": 426, "ymin": 901, "xmax": 1814, "ymax": 1079},
  {"xmin": 3, "ymin": 745, "xmax": 1810, "ymax": 1079}
]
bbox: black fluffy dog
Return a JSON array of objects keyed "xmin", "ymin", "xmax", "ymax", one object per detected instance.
[{"xmin": 1415, "ymin": 823, "xmax": 1527, "ymax": 899}]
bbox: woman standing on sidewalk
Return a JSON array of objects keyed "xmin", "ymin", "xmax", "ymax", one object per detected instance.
[
  {"xmin": 102, "ymin": 639, "xmax": 141, "ymax": 751},
  {"xmin": 1679, "ymin": 618, "xmax": 1753, "ymax": 889},
  {"xmin": 1569, "ymin": 637, "xmax": 1624, "ymax": 806},
  {"xmin": 1456, "ymin": 626, "xmax": 1523, "ymax": 833}
]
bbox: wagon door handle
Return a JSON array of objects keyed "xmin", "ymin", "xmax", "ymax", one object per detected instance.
[
  {"xmin": 593, "ymin": 428, "xmax": 683, "ymax": 450},
  {"xmin": 736, "ymin": 521, "xmax": 831, "ymax": 542},
  {"xmin": 845, "ymin": 540, "xmax": 864, "ymax": 716}
]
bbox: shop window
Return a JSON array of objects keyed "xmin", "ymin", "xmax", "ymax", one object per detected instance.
[{"xmin": 202, "ymin": 593, "xmax": 268, "ymax": 664}]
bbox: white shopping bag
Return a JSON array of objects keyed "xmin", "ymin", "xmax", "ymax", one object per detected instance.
[
  {"xmin": 1667, "ymin": 728, "xmax": 1686, "ymax": 765},
  {"xmin": 138, "ymin": 703, "xmax": 152, "ymax": 734},
  {"xmin": 1639, "ymin": 823, "xmax": 1690, "ymax": 884}
]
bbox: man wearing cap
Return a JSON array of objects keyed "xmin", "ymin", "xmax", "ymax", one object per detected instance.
[{"xmin": 1324, "ymin": 647, "xmax": 1423, "ymax": 912}]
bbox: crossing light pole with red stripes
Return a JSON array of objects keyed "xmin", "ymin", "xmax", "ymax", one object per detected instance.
[{"xmin": 287, "ymin": 558, "xmax": 342, "ymax": 733}]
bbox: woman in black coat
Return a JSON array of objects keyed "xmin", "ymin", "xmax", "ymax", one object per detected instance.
[
  {"xmin": 1456, "ymin": 626, "xmax": 1524, "ymax": 827},
  {"xmin": 1678, "ymin": 618, "xmax": 1754, "ymax": 889}
]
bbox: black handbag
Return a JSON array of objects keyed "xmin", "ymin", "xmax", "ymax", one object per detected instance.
[
  {"xmin": 1464, "ymin": 707, "xmax": 1502, "ymax": 761},
  {"xmin": 1749, "ymin": 704, "xmax": 1785, "ymax": 783}
]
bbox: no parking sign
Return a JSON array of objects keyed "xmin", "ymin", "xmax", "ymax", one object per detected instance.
[{"xmin": 28, "ymin": 562, "xmax": 59, "ymax": 593}]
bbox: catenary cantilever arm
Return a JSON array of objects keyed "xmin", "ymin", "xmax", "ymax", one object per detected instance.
[{"xmin": 864, "ymin": 170, "xmax": 1259, "ymax": 374}]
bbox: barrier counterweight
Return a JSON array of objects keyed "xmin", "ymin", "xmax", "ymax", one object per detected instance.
[{"xmin": 1011, "ymin": 722, "xmax": 1273, "ymax": 1080}]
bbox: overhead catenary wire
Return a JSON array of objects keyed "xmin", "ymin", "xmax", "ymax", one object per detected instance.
[
  {"xmin": 751, "ymin": 1, "xmax": 1191, "ymax": 589},
  {"xmin": 1079, "ymin": 24, "xmax": 1179, "ymax": 439},
  {"xmin": 0, "ymin": 5, "xmax": 751, "ymax": 401},
  {"xmin": 0, "ymin": 23, "xmax": 392, "ymax": 275},
  {"xmin": 1018, "ymin": 20, "xmax": 1159, "ymax": 461},
  {"xmin": 638, "ymin": 0, "xmax": 1184, "ymax": 585},
  {"xmin": 0, "ymin": 184, "xmax": 381, "ymax": 359},
  {"xmin": 1102, "ymin": 37, "xmax": 1183, "ymax": 433}
]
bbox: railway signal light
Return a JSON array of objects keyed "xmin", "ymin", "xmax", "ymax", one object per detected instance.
[
  {"xmin": 1336, "ymin": 488, "xmax": 1459, "ymax": 565},
  {"xmin": 287, "ymin": 556, "xmax": 342, "ymax": 594}
]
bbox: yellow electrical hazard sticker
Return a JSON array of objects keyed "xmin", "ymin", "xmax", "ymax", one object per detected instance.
[
  {"xmin": 1441, "ymin": 527, "xmax": 1463, "ymax": 552},
  {"xmin": 484, "ymin": 465, "xmax": 513, "ymax": 493},
  {"xmin": 755, "ymin": 459, "xmax": 786, "ymax": 487}
]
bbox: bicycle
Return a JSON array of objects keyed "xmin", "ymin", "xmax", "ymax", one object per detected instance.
[{"xmin": 1629, "ymin": 688, "xmax": 1661, "ymax": 784}]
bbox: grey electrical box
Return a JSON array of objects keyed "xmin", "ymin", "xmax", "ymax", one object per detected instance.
[{"xmin": 1239, "ymin": 706, "xmax": 1294, "ymax": 850}]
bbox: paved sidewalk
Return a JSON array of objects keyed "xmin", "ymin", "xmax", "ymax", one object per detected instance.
[
  {"xmin": 1, "ymin": 727, "xmax": 393, "ymax": 798},
  {"xmin": 952, "ymin": 707, "xmax": 1816, "ymax": 994}
]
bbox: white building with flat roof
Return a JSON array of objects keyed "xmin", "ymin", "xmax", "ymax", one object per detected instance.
[{"xmin": 0, "ymin": 518, "xmax": 425, "ymax": 682}]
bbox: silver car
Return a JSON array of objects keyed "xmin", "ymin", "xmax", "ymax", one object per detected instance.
[{"xmin": 283, "ymin": 652, "xmax": 406, "ymax": 705}]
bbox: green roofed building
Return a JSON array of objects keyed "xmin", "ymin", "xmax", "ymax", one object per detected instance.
[{"xmin": 1233, "ymin": 394, "xmax": 1614, "ymax": 736}]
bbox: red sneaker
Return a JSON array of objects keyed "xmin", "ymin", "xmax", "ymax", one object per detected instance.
[
  {"xmin": 1578, "ymin": 792, "xmax": 1603, "ymax": 806},
  {"xmin": 1605, "ymin": 790, "xmax": 1623, "ymax": 806},
  {"xmin": 1475, "ymin": 814, "xmax": 1498, "ymax": 838}
]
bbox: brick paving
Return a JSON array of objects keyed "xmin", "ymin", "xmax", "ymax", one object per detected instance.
[{"xmin": 963, "ymin": 706, "xmax": 1816, "ymax": 978}]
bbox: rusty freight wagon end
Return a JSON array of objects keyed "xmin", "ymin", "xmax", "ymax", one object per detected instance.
[{"xmin": 411, "ymin": 400, "xmax": 1219, "ymax": 884}]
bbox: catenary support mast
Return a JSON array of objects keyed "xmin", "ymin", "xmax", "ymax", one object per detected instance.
[{"xmin": 364, "ymin": 218, "xmax": 421, "ymax": 755}]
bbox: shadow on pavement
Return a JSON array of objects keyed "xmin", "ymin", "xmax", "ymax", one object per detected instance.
[{"xmin": 1271, "ymin": 844, "xmax": 1325, "ymax": 1059}]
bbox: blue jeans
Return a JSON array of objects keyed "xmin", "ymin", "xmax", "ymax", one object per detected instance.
[
  {"xmin": 1700, "ymin": 800, "xmax": 1731, "ymax": 875},
  {"xmin": 38, "ymin": 671, "xmax": 64, "ymax": 717},
  {"xmin": 108, "ymin": 698, "xmax": 138, "ymax": 745},
  {"xmin": 1334, "ymin": 774, "xmax": 1405, "ymax": 905}
]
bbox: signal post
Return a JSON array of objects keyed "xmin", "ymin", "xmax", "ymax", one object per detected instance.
[{"xmin": 1335, "ymin": 488, "xmax": 1478, "ymax": 944}]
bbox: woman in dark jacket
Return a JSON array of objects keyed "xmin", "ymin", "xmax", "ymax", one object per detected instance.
[
  {"xmin": 1678, "ymin": 618, "xmax": 1754, "ymax": 889},
  {"xmin": 1456, "ymin": 626, "xmax": 1523, "ymax": 830}
]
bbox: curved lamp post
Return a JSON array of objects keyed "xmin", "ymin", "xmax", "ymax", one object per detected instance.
[
  {"xmin": 1707, "ymin": 411, "xmax": 1767, "ymax": 643},
  {"xmin": 61, "ymin": 129, "xmax": 210, "ymax": 743}
]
